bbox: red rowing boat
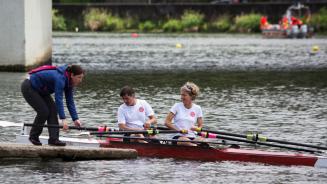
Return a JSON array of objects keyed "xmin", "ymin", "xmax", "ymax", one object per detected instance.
[{"xmin": 100, "ymin": 139, "xmax": 327, "ymax": 168}]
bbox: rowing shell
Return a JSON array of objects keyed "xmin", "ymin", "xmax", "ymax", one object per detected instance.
[{"xmin": 16, "ymin": 133, "xmax": 327, "ymax": 168}]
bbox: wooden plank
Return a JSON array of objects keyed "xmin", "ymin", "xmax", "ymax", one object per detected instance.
[{"xmin": 0, "ymin": 143, "xmax": 137, "ymax": 161}]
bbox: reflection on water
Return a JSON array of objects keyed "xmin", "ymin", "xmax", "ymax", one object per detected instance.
[
  {"xmin": 0, "ymin": 34, "xmax": 327, "ymax": 183},
  {"xmin": 1, "ymin": 158, "xmax": 327, "ymax": 184}
]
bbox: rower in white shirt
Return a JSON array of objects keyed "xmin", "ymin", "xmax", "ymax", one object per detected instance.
[
  {"xmin": 117, "ymin": 86, "xmax": 157, "ymax": 142},
  {"xmin": 165, "ymin": 82, "xmax": 204, "ymax": 146}
]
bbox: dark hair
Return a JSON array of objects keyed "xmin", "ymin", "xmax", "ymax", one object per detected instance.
[
  {"xmin": 120, "ymin": 86, "xmax": 135, "ymax": 97},
  {"xmin": 66, "ymin": 65, "xmax": 84, "ymax": 75}
]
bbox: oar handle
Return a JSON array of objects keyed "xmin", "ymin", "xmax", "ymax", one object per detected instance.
[
  {"xmin": 150, "ymin": 125, "xmax": 170, "ymax": 130},
  {"xmin": 201, "ymin": 128, "xmax": 246, "ymax": 139}
]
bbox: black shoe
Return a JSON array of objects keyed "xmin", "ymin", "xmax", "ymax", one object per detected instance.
[
  {"xmin": 229, "ymin": 144, "xmax": 240, "ymax": 149},
  {"xmin": 48, "ymin": 139, "xmax": 66, "ymax": 146},
  {"xmin": 29, "ymin": 137, "xmax": 42, "ymax": 146}
]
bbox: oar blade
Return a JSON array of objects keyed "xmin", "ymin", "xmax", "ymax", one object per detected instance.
[{"xmin": 0, "ymin": 121, "xmax": 22, "ymax": 127}]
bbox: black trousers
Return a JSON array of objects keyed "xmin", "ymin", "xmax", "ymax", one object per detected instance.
[{"xmin": 21, "ymin": 79, "xmax": 59, "ymax": 141}]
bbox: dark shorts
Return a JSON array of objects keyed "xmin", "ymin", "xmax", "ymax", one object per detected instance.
[{"xmin": 123, "ymin": 133, "xmax": 134, "ymax": 143}]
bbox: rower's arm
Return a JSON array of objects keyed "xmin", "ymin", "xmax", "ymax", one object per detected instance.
[
  {"xmin": 197, "ymin": 117, "xmax": 203, "ymax": 128},
  {"xmin": 165, "ymin": 112, "xmax": 178, "ymax": 130},
  {"xmin": 144, "ymin": 115, "xmax": 157, "ymax": 129}
]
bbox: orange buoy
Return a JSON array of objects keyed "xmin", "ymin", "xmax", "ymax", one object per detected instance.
[{"xmin": 131, "ymin": 33, "xmax": 139, "ymax": 38}]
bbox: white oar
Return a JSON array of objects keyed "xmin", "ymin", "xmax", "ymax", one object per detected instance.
[
  {"xmin": 67, "ymin": 131, "xmax": 91, "ymax": 137},
  {"xmin": 0, "ymin": 121, "xmax": 22, "ymax": 127}
]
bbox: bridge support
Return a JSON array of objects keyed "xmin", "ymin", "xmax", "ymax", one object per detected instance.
[{"xmin": 0, "ymin": 0, "xmax": 52, "ymax": 72}]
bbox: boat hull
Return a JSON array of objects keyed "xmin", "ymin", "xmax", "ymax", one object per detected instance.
[
  {"xmin": 102, "ymin": 141, "xmax": 326, "ymax": 167},
  {"xmin": 261, "ymin": 26, "xmax": 313, "ymax": 39}
]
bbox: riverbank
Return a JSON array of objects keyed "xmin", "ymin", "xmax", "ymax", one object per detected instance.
[{"xmin": 52, "ymin": 3, "xmax": 327, "ymax": 33}]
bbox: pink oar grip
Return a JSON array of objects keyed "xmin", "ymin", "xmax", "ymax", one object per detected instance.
[
  {"xmin": 98, "ymin": 126, "xmax": 111, "ymax": 132},
  {"xmin": 207, "ymin": 133, "xmax": 217, "ymax": 138},
  {"xmin": 98, "ymin": 127, "xmax": 105, "ymax": 132},
  {"xmin": 200, "ymin": 132, "xmax": 217, "ymax": 138}
]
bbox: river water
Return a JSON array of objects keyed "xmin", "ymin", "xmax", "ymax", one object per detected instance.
[{"xmin": 0, "ymin": 33, "xmax": 327, "ymax": 183}]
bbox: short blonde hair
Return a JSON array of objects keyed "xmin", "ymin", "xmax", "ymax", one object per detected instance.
[{"xmin": 180, "ymin": 82, "xmax": 200, "ymax": 100}]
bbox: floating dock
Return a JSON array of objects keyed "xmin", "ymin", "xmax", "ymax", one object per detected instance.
[{"xmin": 0, "ymin": 143, "xmax": 137, "ymax": 161}]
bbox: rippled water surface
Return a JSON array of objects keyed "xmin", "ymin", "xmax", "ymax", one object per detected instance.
[
  {"xmin": 53, "ymin": 33, "xmax": 327, "ymax": 72},
  {"xmin": 1, "ymin": 33, "xmax": 327, "ymax": 183}
]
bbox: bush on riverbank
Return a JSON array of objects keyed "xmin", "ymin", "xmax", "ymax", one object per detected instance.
[
  {"xmin": 138, "ymin": 21, "xmax": 156, "ymax": 32},
  {"xmin": 52, "ymin": 9, "xmax": 67, "ymax": 31},
  {"xmin": 82, "ymin": 8, "xmax": 206, "ymax": 33},
  {"xmin": 210, "ymin": 15, "xmax": 232, "ymax": 32},
  {"xmin": 180, "ymin": 10, "xmax": 204, "ymax": 32},
  {"xmin": 162, "ymin": 19, "xmax": 183, "ymax": 32},
  {"xmin": 84, "ymin": 8, "xmax": 108, "ymax": 31},
  {"xmin": 311, "ymin": 7, "xmax": 327, "ymax": 33},
  {"xmin": 105, "ymin": 15, "xmax": 125, "ymax": 31},
  {"xmin": 234, "ymin": 13, "xmax": 261, "ymax": 33},
  {"xmin": 84, "ymin": 9, "xmax": 130, "ymax": 32},
  {"xmin": 124, "ymin": 17, "xmax": 139, "ymax": 30}
]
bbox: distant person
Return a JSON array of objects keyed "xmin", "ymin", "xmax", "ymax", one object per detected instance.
[
  {"xmin": 117, "ymin": 86, "xmax": 157, "ymax": 143},
  {"xmin": 165, "ymin": 82, "xmax": 204, "ymax": 146},
  {"xmin": 21, "ymin": 64, "xmax": 84, "ymax": 146}
]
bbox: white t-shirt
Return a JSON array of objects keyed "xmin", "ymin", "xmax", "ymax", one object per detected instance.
[
  {"xmin": 117, "ymin": 99, "xmax": 154, "ymax": 129},
  {"xmin": 170, "ymin": 102, "xmax": 203, "ymax": 138}
]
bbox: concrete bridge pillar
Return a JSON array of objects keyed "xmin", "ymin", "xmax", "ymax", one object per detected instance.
[{"xmin": 0, "ymin": 0, "xmax": 52, "ymax": 71}]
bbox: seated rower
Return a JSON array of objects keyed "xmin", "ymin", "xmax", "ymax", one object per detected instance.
[
  {"xmin": 165, "ymin": 82, "xmax": 204, "ymax": 146},
  {"xmin": 117, "ymin": 86, "xmax": 157, "ymax": 143}
]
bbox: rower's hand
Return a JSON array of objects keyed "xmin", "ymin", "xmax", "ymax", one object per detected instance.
[
  {"xmin": 61, "ymin": 119, "xmax": 69, "ymax": 131},
  {"xmin": 143, "ymin": 121, "xmax": 151, "ymax": 129},
  {"xmin": 191, "ymin": 126, "xmax": 202, "ymax": 132},
  {"xmin": 181, "ymin": 129, "xmax": 188, "ymax": 134},
  {"xmin": 74, "ymin": 119, "xmax": 81, "ymax": 127}
]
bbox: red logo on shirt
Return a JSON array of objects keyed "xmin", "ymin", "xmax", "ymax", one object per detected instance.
[
  {"xmin": 139, "ymin": 107, "xmax": 144, "ymax": 112},
  {"xmin": 190, "ymin": 111, "xmax": 195, "ymax": 117}
]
